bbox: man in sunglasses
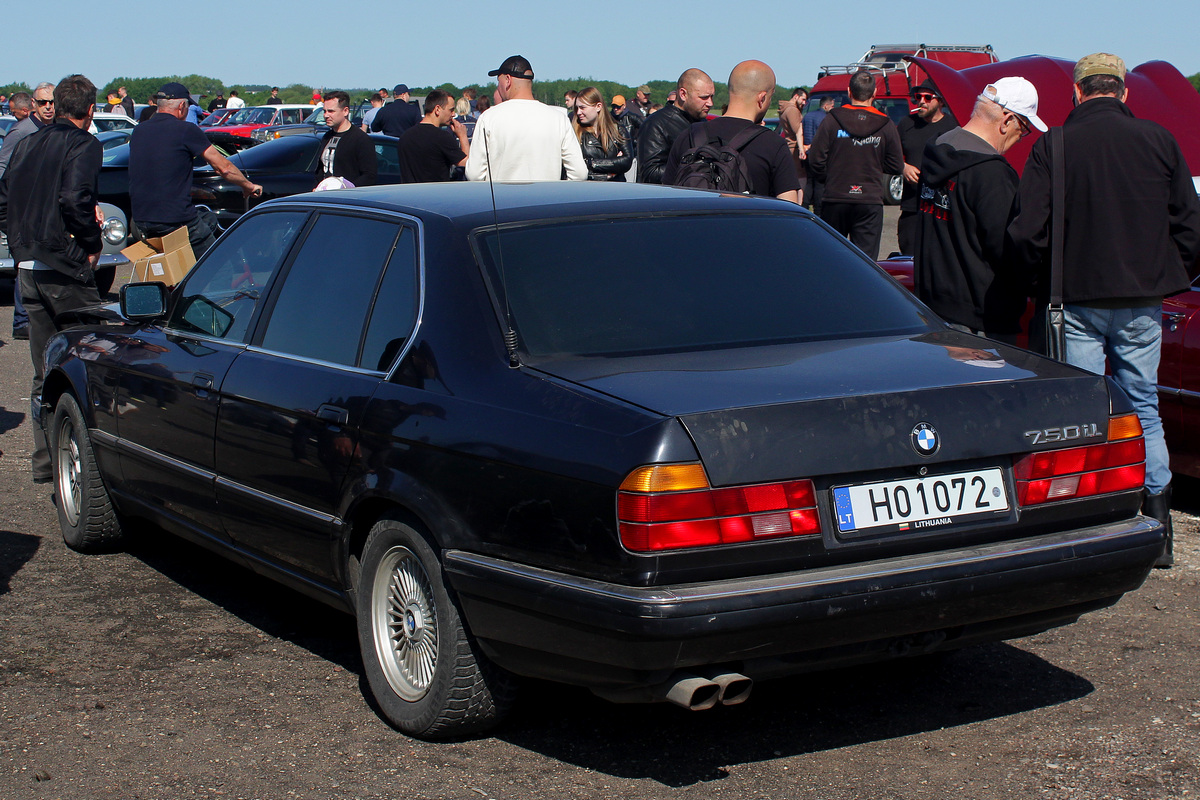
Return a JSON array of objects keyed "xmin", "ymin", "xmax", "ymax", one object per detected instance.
[
  {"xmin": 915, "ymin": 76, "xmax": 1045, "ymax": 346},
  {"xmin": 0, "ymin": 83, "xmax": 56, "ymax": 341},
  {"xmin": 1009, "ymin": 53, "xmax": 1200, "ymax": 567},
  {"xmin": 896, "ymin": 79, "xmax": 957, "ymax": 255}
]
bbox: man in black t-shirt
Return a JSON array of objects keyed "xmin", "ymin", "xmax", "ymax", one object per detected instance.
[
  {"xmin": 663, "ymin": 60, "xmax": 799, "ymax": 202},
  {"xmin": 130, "ymin": 82, "xmax": 261, "ymax": 257},
  {"xmin": 314, "ymin": 91, "xmax": 377, "ymax": 188},
  {"xmin": 397, "ymin": 90, "xmax": 470, "ymax": 183},
  {"xmin": 896, "ymin": 79, "xmax": 957, "ymax": 255}
]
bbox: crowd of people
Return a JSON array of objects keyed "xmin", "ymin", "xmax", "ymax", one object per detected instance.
[{"xmin": 1, "ymin": 51, "xmax": 1199, "ymax": 566}]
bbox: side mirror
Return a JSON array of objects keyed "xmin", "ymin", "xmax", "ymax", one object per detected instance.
[{"xmin": 120, "ymin": 282, "xmax": 168, "ymax": 320}]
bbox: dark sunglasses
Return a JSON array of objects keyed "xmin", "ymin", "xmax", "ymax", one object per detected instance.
[
  {"xmin": 912, "ymin": 93, "xmax": 936, "ymax": 102},
  {"xmin": 35, "ymin": 98, "xmax": 54, "ymax": 106}
]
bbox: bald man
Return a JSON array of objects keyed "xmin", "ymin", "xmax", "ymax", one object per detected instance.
[
  {"xmin": 664, "ymin": 60, "xmax": 800, "ymax": 201},
  {"xmin": 637, "ymin": 67, "xmax": 715, "ymax": 183}
]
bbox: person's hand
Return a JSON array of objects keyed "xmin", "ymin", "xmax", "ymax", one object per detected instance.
[
  {"xmin": 449, "ymin": 117, "xmax": 465, "ymax": 136},
  {"xmin": 242, "ymin": 183, "xmax": 263, "ymax": 199},
  {"xmin": 87, "ymin": 251, "xmax": 101, "ymax": 270},
  {"xmin": 903, "ymin": 163, "xmax": 921, "ymax": 184},
  {"xmin": 94, "ymin": 205, "xmax": 104, "ymax": 226}
]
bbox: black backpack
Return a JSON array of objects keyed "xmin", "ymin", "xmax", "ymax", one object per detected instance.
[{"xmin": 672, "ymin": 123, "xmax": 768, "ymax": 193}]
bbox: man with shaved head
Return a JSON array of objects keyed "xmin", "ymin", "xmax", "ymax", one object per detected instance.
[
  {"xmin": 637, "ymin": 67, "xmax": 714, "ymax": 183},
  {"xmin": 665, "ymin": 60, "xmax": 799, "ymax": 201}
]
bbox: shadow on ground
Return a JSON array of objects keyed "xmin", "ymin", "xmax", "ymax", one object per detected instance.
[
  {"xmin": 0, "ymin": 530, "xmax": 41, "ymax": 595},
  {"xmin": 123, "ymin": 525, "xmax": 361, "ymax": 673},
  {"xmin": 118, "ymin": 523, "xmax": 1093, "ymax": 787},
  {"xmin": 498, "ymin": 644, "xmax": 1092, "ymax": 786},
  {"xmin": 0, "ymin": 406, "xmax": 27, "ymax": 435}
]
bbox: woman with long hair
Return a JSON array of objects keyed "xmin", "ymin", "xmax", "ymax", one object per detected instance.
[{"xmin": 571, "ymin": 87, "xmax": 633, "ymax": 181}]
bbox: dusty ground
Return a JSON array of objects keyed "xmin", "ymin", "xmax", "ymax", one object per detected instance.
[{"xmin": 1, "ymin": 248, "xmax": 1198, "ymax": 799}]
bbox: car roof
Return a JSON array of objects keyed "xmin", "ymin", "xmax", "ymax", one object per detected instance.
[{"xmin": 260, "ymin": 181, "xmax": 807, "ymax": 231}]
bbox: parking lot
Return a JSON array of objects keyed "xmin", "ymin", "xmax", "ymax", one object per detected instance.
[{"xmin": 1, "ymin": 216, "xmax": 1198, "ymax": 798}]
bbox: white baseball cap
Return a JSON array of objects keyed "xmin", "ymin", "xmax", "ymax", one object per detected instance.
[{"xmin": 979, "ymin": 77, "xmax": 1048, "ymax": 132}]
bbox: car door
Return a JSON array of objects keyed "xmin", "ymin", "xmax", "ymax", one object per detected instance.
[
  {"xmin": 214, "ymin": 211, "xmax": 419, "ymax": 582},
  {"xmin": 115, "ymin": 210, "xmax": 309, "ymax": 536},
  {"xmin": 1161, "ymin": 281, "xmax": 1200, "ymax": 475}
]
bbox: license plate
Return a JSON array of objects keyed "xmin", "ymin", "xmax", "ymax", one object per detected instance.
[{"xmin": 833, "ymin": 468, "xmax": 1008, "ymax": 533}]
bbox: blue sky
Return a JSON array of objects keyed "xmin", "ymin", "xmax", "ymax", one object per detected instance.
[{"xmin": 4, "ymin": 0, "xmax": 1197, "ymax": 91}]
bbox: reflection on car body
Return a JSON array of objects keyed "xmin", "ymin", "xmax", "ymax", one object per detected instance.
[{"xmin": 41, "ymin": 182, "xmax": 1162, "ymax": 741}]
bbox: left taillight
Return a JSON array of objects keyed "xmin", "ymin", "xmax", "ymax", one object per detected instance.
[
  {"xmin": 1014, "ymin": 413, "xmax": 1145, "ymax": 506},
  {"xmin": 617, "ymin": 463, "xmax": 821, "ymax": 552}
]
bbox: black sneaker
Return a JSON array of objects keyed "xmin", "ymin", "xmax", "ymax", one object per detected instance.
[{"xmin": 13, "ymin": 326, "xmax": 30, "ymax": 340}]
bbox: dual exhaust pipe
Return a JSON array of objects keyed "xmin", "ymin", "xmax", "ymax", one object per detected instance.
[{"xmin": 594, "ymin": 669, "xmax": 753, "ymax": 711}]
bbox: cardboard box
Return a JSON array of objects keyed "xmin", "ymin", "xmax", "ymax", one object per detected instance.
[{"xmin": 121, "ymin": 226, "xmax": 196, "ymax": 287}]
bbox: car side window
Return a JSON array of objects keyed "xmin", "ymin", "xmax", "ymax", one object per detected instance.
[
  {"xmin": 167, "ymin": 211, "xmax": 307, "ymax": 342},
  {"xmin": 258, "ymin": 214, "xmax": 402, "ymax": 367},
  {"xmin": 359, "ymin": 227, "xmax": 419, "ymax": 371},
  {"xmin": 375, "ymin": 144, "xmax": 401, "ymax": 175}
]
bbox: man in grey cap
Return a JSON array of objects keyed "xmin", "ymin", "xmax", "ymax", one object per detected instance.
[{"xmin": 1009, "ymin": 52, "xmax": 1200, "ymax": 567}]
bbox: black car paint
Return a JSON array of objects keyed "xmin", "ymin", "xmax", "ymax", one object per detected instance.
[{"xmin": 41, "ymin": 182, "xmax": 1160, "ymax": 700}]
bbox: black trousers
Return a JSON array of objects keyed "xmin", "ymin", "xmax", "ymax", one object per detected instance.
[
  {"xmin": 896, "ymin": 208, "xmax": 920, "ymax": 257},
  {"xmin": 19, "ymin": 268, "xmax": 102, "ymax": 481},
  {"xmin": 820, "ymin": 202, "xmax": 884, "ymax": 261}
]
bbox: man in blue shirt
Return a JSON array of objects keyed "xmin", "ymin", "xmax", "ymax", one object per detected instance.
[{"xmin": 129, "ymin": 83, "xmax": 262, "ymax": 257}]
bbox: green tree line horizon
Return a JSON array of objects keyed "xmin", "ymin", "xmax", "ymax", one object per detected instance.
[{"xmin": 4, "ymin": 71, "xmax": 1200, "ymax": 111}]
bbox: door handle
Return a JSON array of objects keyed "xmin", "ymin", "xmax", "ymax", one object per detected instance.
[
  {"xmin": 1163, "ymin": 312, "xmax": 1187, "ymax": 332},
  {"xmin": 316, "ymin": 404, "xmax": 349, "ymax": 426},
  {"xmin": 191, "ymin": 373, "xmax": 215, "ymax": 394}
]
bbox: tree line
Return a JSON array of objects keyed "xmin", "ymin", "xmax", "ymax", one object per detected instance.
[{"xmin": 5, "ymin": 72, "xmax": 1199, "ymax": 110}]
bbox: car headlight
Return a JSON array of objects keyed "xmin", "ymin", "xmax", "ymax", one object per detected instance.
[{"xmin": 102, "ymin": 216, "xmax": 127, "ymax": 246}]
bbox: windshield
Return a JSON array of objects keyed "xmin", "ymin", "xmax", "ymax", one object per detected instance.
[
  {"xmin": 229, "ymin": 107, "xmax": 275, "ymax": 125},
  {"xmin": 475, "ymin": 213, "xmax": 930, "ymax": 359}
]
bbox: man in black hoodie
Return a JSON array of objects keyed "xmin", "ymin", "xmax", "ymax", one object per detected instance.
[
  {"xmin": 806, "ymin": 69, "xmax": 903, "ymax": 259},
  {"xmin": 915, "ymin": 76, "xmax": 1046, "ymax": 344}
]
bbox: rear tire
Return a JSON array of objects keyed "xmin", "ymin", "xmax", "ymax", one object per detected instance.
[
  {"xmin": 885, "ymin": 174, "xmax": 904, "ymax": 205},
  {"xmin": 51, "ymin": 394, "xmax": 125, "ymax": 552},
  {"xmin": 356, "ymin": 515, "xmax": 514, "ymax": 738}
]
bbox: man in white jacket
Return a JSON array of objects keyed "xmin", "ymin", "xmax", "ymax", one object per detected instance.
[{"xmin": 466, "ymin": 55, "xmax": 587, "ymax": 182}]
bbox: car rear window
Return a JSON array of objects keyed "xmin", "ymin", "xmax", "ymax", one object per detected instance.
[{"xmin": 475, "ymin": 212, "xmax": 930, "ymax": 359}]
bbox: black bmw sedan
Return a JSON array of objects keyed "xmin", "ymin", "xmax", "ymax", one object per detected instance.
[{"xmin": 40, "ymin": 182, "xmax": 1162, "ymax": 739}]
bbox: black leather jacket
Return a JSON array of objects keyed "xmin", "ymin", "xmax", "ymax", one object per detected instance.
[
  {"xmin": 0, "ymin": 122, "xmax": 102, "ymax": 280},
  {"xmin": 637, "ymin": 104, "xmax": 691, "ymax": 184},
  {"xmin": 579, "ymin": 128, "xmax": 633, "ymax": 181}
]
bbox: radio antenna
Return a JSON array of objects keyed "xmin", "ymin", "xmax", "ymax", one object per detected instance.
[{"xmin": 483, "ymin": 128, "xmax": 521, "ymax": 368}]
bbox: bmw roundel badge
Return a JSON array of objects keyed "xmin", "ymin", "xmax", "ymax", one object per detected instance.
[{"xmin": 911, "ymin": 422, "xmax": 940, "ymax": 456}]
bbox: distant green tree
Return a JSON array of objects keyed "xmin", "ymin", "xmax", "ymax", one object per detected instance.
[
  {"xmin": 1190, "ymin": 72, "xmax": 1200, "ymax": 93},
  {"xmin": 102, "ymin": 75, "xmax": 227, "ymax": 106},
  {"xmin": 1, "ymin": 81, "xmax": 32, "ymax": 98}
]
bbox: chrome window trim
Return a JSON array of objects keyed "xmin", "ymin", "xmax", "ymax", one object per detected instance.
[
  {"xmin": 245, "ymin": 202, "xmax": 426, "ymax": 378},
  {"xmin": 242, "ymin": 344, "xmax": 388, "ymax": 376}
]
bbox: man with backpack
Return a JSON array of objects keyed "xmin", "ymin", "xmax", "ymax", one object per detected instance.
[
  {"xmin": 663, "ymin": 60, "xmax": 799, "ymax": 202},
  {"xmin": 807, "ymin": 69, "xmax": 904, "ymax": 259}
]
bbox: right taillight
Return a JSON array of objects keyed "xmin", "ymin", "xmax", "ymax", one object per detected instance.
[
  {"xmin": 617, "ymin": 463, "xmax": 821, "ymax": 552},
  {"xmin": 1014, "ymin": 413, "xmax": 1145, "ymax": 506}
]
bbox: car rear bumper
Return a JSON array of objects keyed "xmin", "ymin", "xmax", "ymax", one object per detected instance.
[{"xmin": 445, "ymin": 517, "xmax": 1162, "ymax": 687}]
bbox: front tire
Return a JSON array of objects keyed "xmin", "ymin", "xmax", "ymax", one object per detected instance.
[
  {"xmin": 356, "ymin": 515, "xmax": 514, "ymax": 738},
  {"xmin": 51, "ymin": 394, "xmax": 125, "ymax": 552}
]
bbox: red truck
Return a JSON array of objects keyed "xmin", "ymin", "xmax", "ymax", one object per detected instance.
[{"xmin": 808, "ymin": 44, "xmax": 1000, "ymax": 202}]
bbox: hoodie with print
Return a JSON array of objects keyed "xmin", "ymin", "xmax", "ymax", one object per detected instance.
[{"xmin": 806, "ymin": 104, "xmax": 903, "ymax": 205}]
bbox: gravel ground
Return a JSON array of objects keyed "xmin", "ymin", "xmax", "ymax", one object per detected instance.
[{"xmin": 1, "ymin": 248, "xmax": 1197, "ymax": 799}]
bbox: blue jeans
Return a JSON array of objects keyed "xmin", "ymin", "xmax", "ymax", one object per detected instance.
[
  {"xmin": 12, "ymin": 271, "xmax": 29, "ymax": 331},
  {"xmin": 1064, "ymin": 304, "xmax": 1169, "ymax": 494}
]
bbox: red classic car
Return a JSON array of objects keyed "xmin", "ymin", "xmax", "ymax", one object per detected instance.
[{"xmin": 883, "ymin": 54, "xmax": 1200, "ymax": 477}]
